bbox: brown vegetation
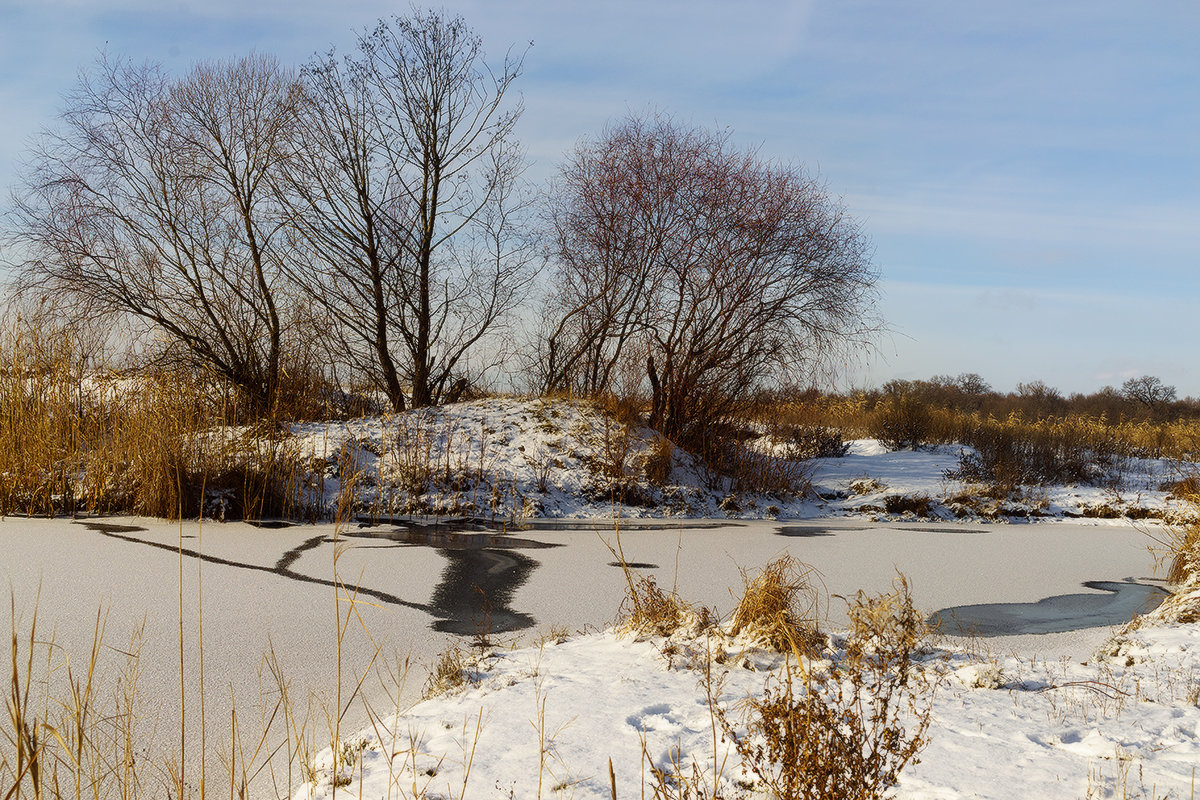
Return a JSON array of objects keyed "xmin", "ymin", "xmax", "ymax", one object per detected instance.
[
  {"xmin": 730, "ymin": 555, "xmax": 825, "ymax": 656},
  {"xmin": 0, "ymin": 323, "xmax": 325, "ymax": 519},
  {"xmin": 723, "ymin": 575, "xmax": 933, "ymax": 800}
]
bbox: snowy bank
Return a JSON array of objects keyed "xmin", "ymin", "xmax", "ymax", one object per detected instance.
[
  {"xmin": 281, "ymin": 397, "xmax": 1196, "ymax": 525},
  {"xmin": 295, "ymin": 567, "xmax": 1200, "ymax": 800}
]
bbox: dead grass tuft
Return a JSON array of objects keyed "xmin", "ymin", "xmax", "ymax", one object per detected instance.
[
  {"xmin": 619, "ymin": 574, "xmax": 697, "ymax": 638},
  {"xmin": 1143, "ymin": 484, "xmax": 1200, "ymax": 588},
  {"xmin": 641, "ymin": 434, "xmax": 675, "ymax": 486},
  {"xmin": 1146, "ymin": 522, "xmax": 1200, "ymax": 588},
  {"xmin": 422, "ymin": 642, "xmax": 477, "ymax": 699},
  {"xmin": 730, "ymin": 555, "xmax": 825, "ymax": 657}
]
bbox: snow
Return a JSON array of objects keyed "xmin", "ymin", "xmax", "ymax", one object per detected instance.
[
  {"xmin": 295, "ymin": 614, "xmax": 1200, "ymax": 800},
  {"xmin": 265, "ymin": 398, "xmax": 1200, "ymax": 800},
  {"xmin": 277, "ymin": 397, "xmax": 1194, "ymax": 525}
]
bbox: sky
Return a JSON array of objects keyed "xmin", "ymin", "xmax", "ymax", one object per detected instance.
[{"xmin": 0, "ymin": 0, "xmax": 1196, "ymax": 396}]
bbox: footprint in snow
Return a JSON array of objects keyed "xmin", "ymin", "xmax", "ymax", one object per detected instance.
[{"xmin": 626, "ymin": 704, "xmax": 680, "ymax": 734}]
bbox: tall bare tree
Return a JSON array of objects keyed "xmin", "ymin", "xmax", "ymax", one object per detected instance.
[
  {"xmin": 9, "ymin": 54, "xmax": 301, "ymax": 414},
  {"xmin": 1121, "ymin": 375, "xmax": 1177, "ymax": 410},
  {"xmin": 281, "ymin": 10, "xmax": 535, "ymax": 411},
  {"xmin": 542, "ymin": 114, "xmax": 879, "ymax": 444}
]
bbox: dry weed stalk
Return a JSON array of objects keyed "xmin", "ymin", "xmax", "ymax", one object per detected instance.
[
  {"xmin": 1144, "ymin": 483, "xmax": 1200, "ymax": 589},
  {"xmin": 723, "ymin": 574, "xmax": 934, "ymax": 800},
  {"xmin": 3, "ymin": 599, "xmax": 149, "ymax": 800}
]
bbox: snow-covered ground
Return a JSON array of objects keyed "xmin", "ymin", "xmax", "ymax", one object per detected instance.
[
  {"xmin": 283, "ymin": 397, "xmax": 1195, "ymax": 525},
  {"xmin": 9, "ymin": 396, "xmax": 1199, "ymax": 799},
  {"xmin": 260, "ymin": 398, "xmax": 1200, "ymax": 800},
  {"xmin": 297, "ymin": 588, "xmax": 1200, "ymax": 800}
]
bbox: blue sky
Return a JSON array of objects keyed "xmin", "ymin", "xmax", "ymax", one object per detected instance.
[{"xmin": 1, "ymin": 1, "xmax": 1196, "ymax": 395}]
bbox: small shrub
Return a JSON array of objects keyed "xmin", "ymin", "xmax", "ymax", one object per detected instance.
[
  {"xmin": 730, "ymin": 555, "xmax": 825, "ymax": 656},
  {"xmin": 596, "ymin": 412, "xmax": 638, "ymax": 481},
  {"xmin": 883, "ymin": 494, "xmax": 934, "ymax": 517},
  {"xmin": 704, "ymin": 440, "xmax": 814, "ymax": 499},
  {"xmin": 783, "ymin": 425, "xmax": 851, "ymax": 460},
  {"xmin": 593, "ymin": 392, "xmax": 643, "ymax": 430},
  {"xmin": 642, "ymin": 434, "xmax": 675, "ymax": 486},
  {"xmin": 723, "ymin": 575, "xmax": 933, "ymax": 800},
  {"xmin": 870, "ymin": 396, "xmax": 933, "ymax": 450},
  {"xmin": 943, "ymin": 415, "xmax": 1130, "ymax": 490},
  {"xmin": 1079, "ymin": 503, "xmax": 1122, "ymax": 520},
  {"xmin": 618, "ymin": 574, "xmax": 697, "ymax": 638}
]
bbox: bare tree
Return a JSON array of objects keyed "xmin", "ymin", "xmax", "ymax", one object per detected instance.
[
  {"xmin": 1121, "ymin": 374, "xmax": 1177, "ymax": 409},
  {"xmin": 9, "ymin": 54, "xmax": 301, "ymax": 414},
  {"xmin": 541, "ymin": 114, "xmax": 878, "ymax": 444},
  {"xmin": 280, "ymin": 10, "xmax": 535, "ymax": 411}
]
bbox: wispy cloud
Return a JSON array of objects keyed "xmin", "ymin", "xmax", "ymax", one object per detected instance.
[{"xmin": 1, "ymin": 0, "xmax": 1196, "ymax": 392}]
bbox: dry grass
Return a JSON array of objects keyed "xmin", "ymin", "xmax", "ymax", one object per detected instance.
[
  {"xmin": 641, "ymin": 435, "xmax": 675, "ymax": 487},
  {"xmin": 763, "ymin": 390, "xmax": 1200, "ymax": 489},
  {"xmin": 603, "ymin": 526, "xmax": 706, "ymax": 639},
  {"xmin": 421, "ymin": 642, "xmax": 475, "ymax": 699},
  {"xmin": 618, "ymin": 574, "xmax": 697, "ymax": 638},
  {"xmin": 942, "ymin": 414, "xmax": 1130, "ymax": 491},
  {"xmin": 1168, "ymin": 526, "xmax": 1200, "ymax": 587},
  {"xmin": 1144, "ymin": 483, "xmax": 1200, "ymax": 588},
  {"xmin": 0, "ymin": 324, "xmax": 323, "ymax": 520},
  {"xmin": 729, "ymin": 555, "xmax": 825, "ymax": 657},
  {"xmin": 3, "ymin": 601, "xmax": 157, "ymax": 799},
  {"xmin": 699, "ymin": 439, "xmax": 814, "ymax": 499},
  {"xmin": 723, "ymin": 574, "xmax": 934, "ymax": 800}
]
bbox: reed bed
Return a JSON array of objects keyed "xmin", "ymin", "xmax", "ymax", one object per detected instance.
[
  {"xmin": 0, "ymin": 326, "xmax": 321, "ymax": 520},
  {"xmin": 749, "ymin": 393, "xmax": 1200, "ymax": 498}
]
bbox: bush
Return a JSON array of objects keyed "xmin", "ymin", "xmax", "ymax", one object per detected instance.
[
  {"xmin": 870, "ymin": 396, "xmax": 934, "ymax": 450},
  {"xmin": 641, "ymin": 435, "xmax": 675, "ymax": 486},
  {"xmin": 723, "ymin": 575, "xmax": 933, "ymax": 800},
  {"xmin": 943, "ymin": 415, "xmax": 1129, "ymax": 490},
  {"xmin": 783, "ymin": 426, "xmax": 851, "ymax": 460},
  {"xmin": 699, "ymin": 438, "xmax": 814, "ymax": 498}
]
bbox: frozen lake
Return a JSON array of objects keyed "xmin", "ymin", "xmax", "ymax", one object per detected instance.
[{"xmin": 0, "ymin": 515, "xmax": 1168, "ymax": 795}]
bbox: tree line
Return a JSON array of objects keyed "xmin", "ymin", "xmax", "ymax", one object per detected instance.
[
  {"xmin": 4, "ymin": 10, "xmax": 877, "ymax": 449},
  {"xmin": 851, "ymin": 372, "xmax": 1189, "ymax": 423}
]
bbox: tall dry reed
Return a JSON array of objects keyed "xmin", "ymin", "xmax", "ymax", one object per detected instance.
[{"xmin": 0, "ymin": 323, "xmax": 321, "ymax": 520}]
